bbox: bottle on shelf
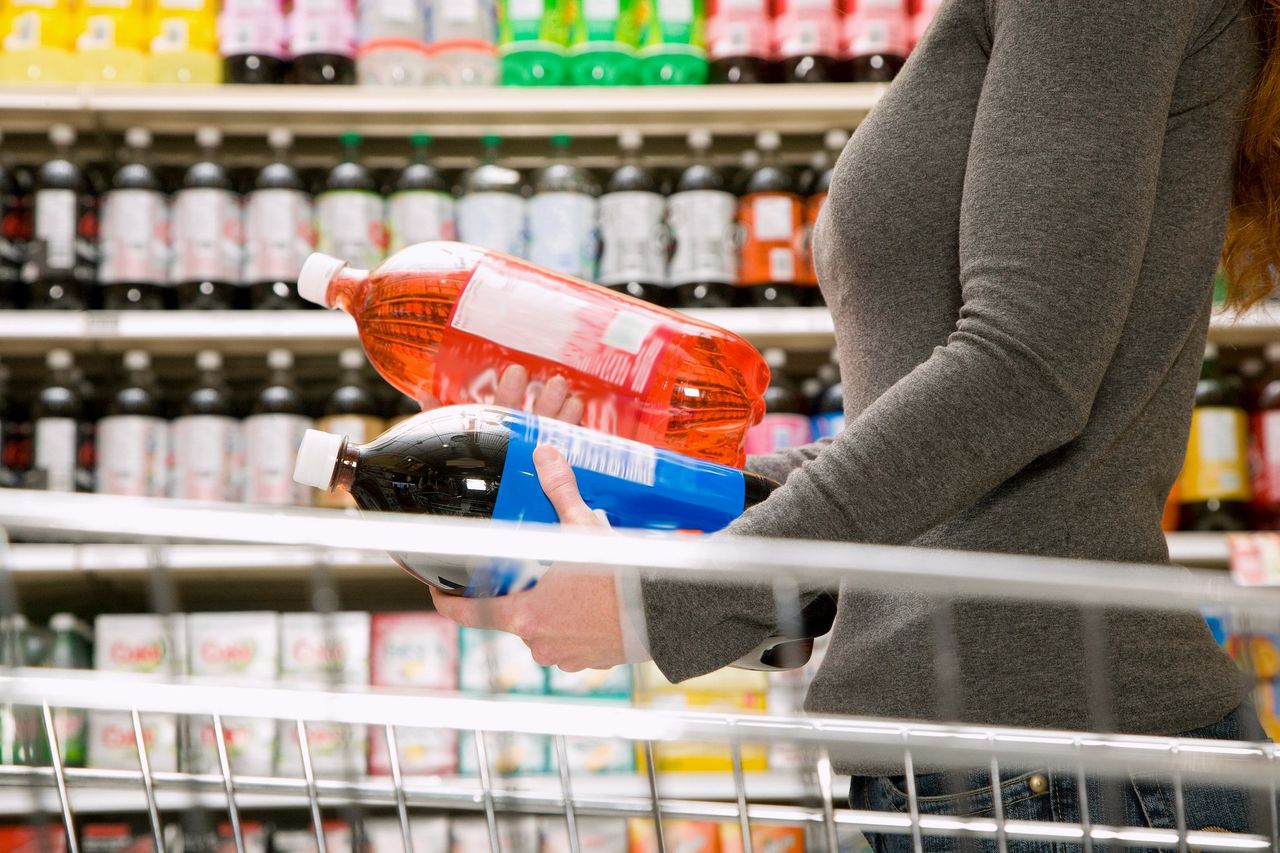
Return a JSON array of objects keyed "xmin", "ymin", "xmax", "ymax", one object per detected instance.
[
  {"xmin": 424, "ymin": 0, "xmax": 500, "ymax": 86},
  {"xmin": 356, "ymin": 0, "xmax": 429, "ymax": 86},
  {"xmin": 1252, "ymin": 344, "xmax": 1280, "ymax": 528},
  {"xmin": 99, "ymin": 128, "xmax": 169, "ymax": 312},
  {"xmin": 295, "ymin": 241, "xmax": 769, "ymax": 466},
  {"xmin": 744, "ymin": 348, "xmax": 813, "ymax": 455},
  {"xmin": 668, "ymin": 129, "xmax": 738, "ymax": 309},
  {"xmin": 841, "ymin": 0, "xmax": 908, "ymax": 83},
  {"xmin": 455, "ymin": 135, "xmax": 527, "ymax": 259},
  {"xmin": 315, "ymin": 132, "xmax": 387, "ymax": 274},
  {"xmin": 801, "ymin": 128, "xmax": 849, "ymax": 306},
  {"xmin": 599, "ymin": 130, "xmax": 668, "ymax": 305},
  {"xmin": 27, "ymin": 125, "xmax": 94, "ymax": 311},
  {"xmin": 499, "ymin": 0, "xmax": 568, "ymax": 86},
  {"xmin": 75, "ymin": 0, "xmax": 148, "ymax": 84},
  {"xmin": 32, "ymin": 349, "xmax": 82, "ymax": 493},
  {"xmin": 566, "ymin": 0, "xmax": 639, "ymax": 85},
  {"xmin": 95, "ymin": 350, "xmax": 169, "ymax": 498},
  {"xmin": 46, "ymin": 613, "xmax": 92, "ymax": 768},
  {"xmin": 0, "ymin": 133, "xmax": 26, "ymax": 309},
  {"xmin": 147, "ymin": 0, "xmax": 222, "ymax": 84},
  {"xmin": 636, "ymin": 0, "xmax": 708, "ymax": 85},
  {"xmin": 813, "ymin": 372, "xmax": 843, "ymax": 439},
  {"xmin": 911, "ymin": 0, "xmax": 943, "ymax": 50},
  {"xmin": 243, "ymin": 349, "xmax": 312, "ymax": 507},
  {"xmin": 387, "ymin": 134, "xmax": 456, "ymax": 254},
  {"xmin": 773, "ymin": 0, "xmax": 843, "ymax": 83},
  {"xmin": 73, "ymin": 363, "xmax": 100, "ymax": 494},
  {"xmin": 0, "ymin": 0, "xmax": 76, "ymax": 83},
  {"xmin": 527, "ymin": 135, "xmax": 599, "ymax": 281},
  {"xmin": 706, "ymin": 0, "xmax": 774, "ymax": 84},
  {"xmin": 245, "ymin": 128, "xmax": 315, "ymax": 311},
  {"xmin": 173, "ymin": 127, "xmax": 242, "ymax": 311},
  {"xmin": 737, "ymin": 130, "xmax": 804, "ymax": 307},
  {"xmin": 1178, "ymin": 343, "xmax": 1252, "ymax": 531},
  {"xmin": 315, "ymin": 348, "xmax": 385, "ymax": 509},
  {"xmin": 218, "ymin": 0, "xmax": 289, "ymax": 84},
  {"xmin": 288, "ymin": 0, "xmax": 357, "ymax": 84},
  {"xmin": 171, "ymin": 350, "xmax": 241, "ymax": 502}
]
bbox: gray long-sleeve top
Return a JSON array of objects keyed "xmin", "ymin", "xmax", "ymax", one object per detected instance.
[{"xmin": 640, "ymin": 0, "xmax": 1262, "ymax": 768}]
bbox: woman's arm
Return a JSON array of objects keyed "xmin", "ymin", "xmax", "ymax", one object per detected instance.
[
  {"xmin": 642, "ymin": 0, "xmax": 1205, "ymax": 682},
  {"xmin": 746, "ymin": 439, "xmax": 834, "ymax": 484}
]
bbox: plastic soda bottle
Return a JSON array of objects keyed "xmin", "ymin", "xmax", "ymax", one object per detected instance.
[
  {"xmin": 172, "ymin": 127, "xmax": 242, "ymax": 311},
  {"xmin": 314, "ymin": 348, "xmax": 385, "ymax": 509},
  {"xmin": 387, "ymin": 134, "xmax": 456, "ymax": 253},
  {"xmin": 841, "ymin": 0, "xmax": 908, "ymax": 83},
  {"xmin": 289, "ymin": 0, "xmax": 357, "ymax": 84},
  {"xmin": 526, "ymin": 135, "xmax": 599, "ymax": 281},
  {"xmin": 219, "ymin": 0, "xmax": 289, "ymax": 84},
  {"xmin": 737, "ymin": 130, "xmax": 804, "ymax": 307},
  {"xmin": 46, "ymin": 614, "xmax": 92, "ymax": 768},
  {"xmin": 99, "ymin": 128, "xmax": 169, "ymax": 311},
  {"xmin": 706, "ymin": 0, "xmax": 773, "ymax": 84},
  {"xmin": 245, "ymin": 128, "xmax": 315, "ymax": 310},
  {"xmin": 148, "ymin": 0, "xmax": 222, "ymax": 83},
  {"xmin": 566, "ymin": 0, "xmax": 639, "ymax": 85},
  {"xmin": 772, "ymin": 0, "xmax": 842, "ymax": 83},
  {"xmin": 499, "ymin": 0, "xmax": 568, "ymax": 85},
  {"xmin": 171, "ymin": 351, "xmax": 241, "ymax": 502},
  {"xmin": 315, "ymin": 132, "xmax": 386, "ymax": 273},
  {"xmin": 0, "ymin": 0, "xmax": 76, "ymax": 83},
  {"xmin": 455, "ymin": 135, "xmax": 527, "ymax": 258},
  {"xmin": 95, "ymin": 351, "xmax": 169, "ymax": 498},
  {"xmin": 744, "ymin": 348, "xmax": 813, "ymax": 454},
  {"xmin": 1177, "ymin": 344, "xmax": 1252, "ymax": 531},
  {"xmin": 295, "ymin": 242, "xmax": 770, "ymax": 466},
  {"xmin": 599, "ymin": 130, "xmax": 668, "ymax": 305},
  {"xmin": 76, "ymin": 0, "xmax": 148, "ymax": 83},
  {"xmin": 357, "ymin": 0, "xmax": 430, "ymax": 86},
  {"xmin": 424, "ymin": 0, "xmax": 499, "ymax": 86},
  {"xmin": 243, "ymin": 350, "xmax": 312, "ymax": 506},
  {"xmin": 636, "ymin": 0, "xmax": 708, "ymax": 85},
  {"xmin": 668, "ymin": 129, "xmax": 737, "ymax": 309},
  {"xmin": 800, "ymin": 128, "xmax": 848, "ymax": 305}
]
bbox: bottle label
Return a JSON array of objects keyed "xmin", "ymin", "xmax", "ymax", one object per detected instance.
[
  {"xmin": 427, "ymin": 0, "xmax": 497, "ymax": 42},
  {"xmin": 456, "ymin": 192, "xmax": 526, "ymax": 258},
  {"xmin": 387, "ymin": 190, "xmax": 456, "ymax": 254},
  {"xmin": 744, "ymin": 413, "xmax": 813, "ymax": 455},
  {"xmin": 739, "ymin": 192, "xmax": 802, "ymax": 286},
  {"xmin": 243, "ymin": 413, "xmax": 312, "ymax": 505},
  {"xmin": 289, "ymin": 0, "xmax": 356, "ymax": 55},
  {"xmin": 171, "ymin": 415, "xmax": 241, "ymax": 501},
  {"xmin": 1255, "ymin": 410, "xmax": 1280, "ymax": 505},
  {"xmin": 812, "ymin": 411, "xmax": 844, "ymax": 439},
  {"xmin": 526, "ymin": 191, "xmax": 599, "ymax": 281},
  {"xmin": 667, "ymin": 189, "xmax": 737, "ymax": 285},
  {"xmin": 245, "ymin": 188, "xmax": 314, "ymax": 283},
  {"xmin": 34, "ymin": 417, "xmax": 77, "ymax": 492},
  {"xmin": 707, "ymin": 0, "xmax": 769, "ymax": 59},
  {"xmin": 639, "ymin": 0, "xmax": 702, "ymax": 50},
  {"xmin": 313, "ymin": 414, "xmax": 384, "ymax": 508},
  {"xmin": 35, "ymin": 189, "xmax": 77, "ymax": 271},
  {"xmin": 99, "ymin": 189, "xmax": 169, "ymax": 285},
  {"xmin": 171, "ymin": 188, "xmax": 243, "ymax": 284},
  {"xmin": 599, "ymin": 191, "xmax": 667, "ymax": 287},
  {"xmin": 773, "ymin": 0, "xmax": 839, "ymax": 58},
  {"xmin": 220, "ymin": 0, "xmax": 287, "ymax": 55},
  {"xmin": 315, "ymin": 190, "xmax": 386, "ymax": 271},
  {"xmin": 1178, "ymin": 406, "xmax": 1252, "ymax": 503},
  {"xmin": 844, "ymin": 7, "xmax": 909, "ymax": 58},
  {"xmin": 96, "ymin": 415, "xmax": 169, "ymax": 497}
]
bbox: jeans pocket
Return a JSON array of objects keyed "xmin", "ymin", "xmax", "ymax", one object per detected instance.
[
  {"xmin": 1129, "ymin": 773, "xmax": 1262, "ymax": 836},
  {"xmin": 877, "ymin": 770, "xmax": 1053, "ymax": 819}
]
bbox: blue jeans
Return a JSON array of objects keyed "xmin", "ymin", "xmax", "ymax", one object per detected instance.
[{"xmin": 849, "ymin": 702, "xmax": 1273, "ymax": 853}]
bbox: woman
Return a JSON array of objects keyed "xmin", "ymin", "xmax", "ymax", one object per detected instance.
[{"xmin": 435, "ymin": 0, "xmax": 1280, "ymax": 845}]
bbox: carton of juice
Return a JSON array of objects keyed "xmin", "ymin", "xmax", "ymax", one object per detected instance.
[
  {"xmin": 458, "ymin": 729, "xmax": 550, "ymax": 776},
  {"xmin": 275, "ymin": 612, "xmax": 370, "ymax": 778},
  {"xmin": 627, "ymin": 819, "xmax": 722, "ymax": 853},
  {"xmin": 90, "ymin": 614, "xmax": 186, "ymax": 772},
  {"xmin": 368, "ymin": 612, "xmax": 459, "ymax": 776},
  {"xmin": 185, "ymin": 612, "xmax": 279, "ymax": 776},
  {"xmin": 633, "ymin": 662, "xmax": 768, "ymax": 773}
]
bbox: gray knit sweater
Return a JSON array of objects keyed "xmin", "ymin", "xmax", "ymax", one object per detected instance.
[{"xmin": 641, "ymin": 0, "xmax": 1261, "ymax": 768}]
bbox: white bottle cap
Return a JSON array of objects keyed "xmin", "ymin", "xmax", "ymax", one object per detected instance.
[
  {"xmin": 809, "ymin": 151, "xmax": 827, "ymax": 170},
  {"xmin": 338, "ymin": 348, "xmax": 365, "ymax": 370},
  {"xmin": 824, "ymin": 129, "xmax": 850, "ymax": 151},
  {"xmin": 1241, "ymin": 357, "xmax": 1264, "ymax": 377},
  {"xmin": 756, "ymin": 130, "xmax": 781, "ymax": 152},
  {"xmin": 196, "ymin": 350, "xmax": 222, "ymax": 371},
  {"xmin": 267, "ymin": 127, "xmax": 293, "ymax": 150},
  {"xmin": 47, "ymin": 348, "xmax": 73, "ymax": 370},
  {"xmin": 619, "ymin": 129, "xmax": 643, "ymax": 152},
  {"xmin": 195, "ymin": 126, "xmax": 221, "ymax": 149},
  {"xmin": 1266, "ymin": 343, "xmax": 1280, "ymax": 363},
  {"xmin": 763, "ymin": 348, "xmax": 787, "ymax": 369},
  {"xmin": 123, "ymin": 350, "xmax": 150, "ymax": 371},
  {"xmin": 49, "ymin": 613, "xmax": 85, "ymax": 633},
  {"xmin": 125, "ymin": 127, "xmax": 152, "ymax": 150},
  {"xmin": 297, "ymin": 252, "xmax": 349, "ymax": 307},
  {"xmin": 294, "ymin": 429, "xmax": 346, "ymax": 491},
  {"xmin": 739, "ymin": 149, "xmax": 761, "ymax": 170},
  {"xmin": 267, "ymin": 348, "xmax": 293, "ymax": 371},
  {"xmin": 688, "ymin": 128, "xmax": 712, "ymax": 150},
  {"xmin": 49, "ymin": 124, "xmax": 75, "ymax": 147}
]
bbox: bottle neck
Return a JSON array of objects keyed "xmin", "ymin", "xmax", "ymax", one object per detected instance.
[
  {"xmin": 328, "ymin": 266, "xmax": 369, "ymax": 314},
  {"xmin": 333, "ymin": 441, "xmax": 359, "ymax": 493}
]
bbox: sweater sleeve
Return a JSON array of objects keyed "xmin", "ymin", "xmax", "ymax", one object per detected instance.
[
  {"xmin": 641, "ymin": 0, "xmax": 1198, "ymax": 683},
  {"xmin": 745, "ymin": 439, "xmax": 833, "ymax": 484}
]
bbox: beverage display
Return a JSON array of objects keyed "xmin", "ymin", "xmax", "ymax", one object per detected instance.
[
  {"xmin": 737, "ymin": 130, "xmax": 804, "ymax": 307},
  {"xmin": 811, "ymin": 353, "xmax": 843, "ymax": 438},
  {"xmin": 636, "ymin": 0, "xmax": 708, "ymax": 85},
  {"xmin": 75, "ymin": 0, "xmax": 148, "ymax": 84},
  {"xmin": 245, "ymin": 128, "xmax": 315, "ymax": 310},
  {"xmin": 527, "ymin": 135, "xmax": 599, "ymax": 281},
  {"xmin": 32, "ymin": 349, "xmax": 82, "ymax": 493},
  {"xmin": 242, "ymin": 350, "xmax": 312, "ymax": 506},
  {"xmin": 668, "ymin": 129, "xmax": 738, "ymax": 309},
  {"xmin": 95, "ymin": 351, "xmax": 168, "ymax": 498},
  {"xmin": 315, "ymin": 349, "xmax": 385, "ymax": 509},
  {"xmin": 1178, "ymin": 344, "xmax": 1252, "ymax": 531},
  {"xmin": 172, "ymin": 127, "xmax": 242, "ymax": 311},
  {"xmin": 28, "ymin": 125, "xmax": 94, "ymax": 311},
  {"xmin": 147, "ymin": 0, "xmax": 221, "ymax": 84},
  {"xmin": 566, "ymin": 0, "xmax": 639, "ymax": 85},
  {"xmin": 170, "ymin": 350, "xmax": 241, "ymax": 502},
  {"xmin": 356, "ymin": 0, "xmax": 429, "ymax": 86},
  {"xmin": 773, "ymin": 0, "xmax": 842, "ymax": 83},
  {"xmin": 367, "ymin": 612, "xmax": 459, "ymax": 776},
  {"xmin": 843, "ymin": 0, "xmax": 909, "ymax": 83},
  {"xmin": 219, "ymin": 0, "xmax": 289, "ymax": 84},
  {"xmin": 498, "ymin": 0, "xmax": 568, "ymax": 86},
  {"xmin": 1253, "ymin": 344, "xmax": 1280, "ymax": 528},
  {"xmin": 706, "ymin": 0, "xmax": 774, "ymax": 84},
  {"xmin": 315, "ymin": 132, "xmax": 386, "ymax": 273},
  {"xmin": 293, "ymin": 405, "xmax": 779, "ymax": 593},
  {"xmin": 745, "ymin": 349, "xmax": 812, "ymax": 454},
  {"xmin": 455, "ymin": 135, "xmax": 527, "ymax": 258},
  {"xmin": 90, "ymin": 614, "xmax": 184, "ymax": 773},
  {"xmin": 599, "ymin": 130, "xmax": 668, "ymax": 305},
  {"xmin": 387, "ymin": 134, "xmax": 456, "ymax": 254},
  {"xmin": 801, "ymin": 127, "xmax": 848, "ymax": 303},
  {"xmin": 0, "ymin": 0, "xmax": 75, "ymax": 83},
  {"xmin": 288, "ymin": 0, "xmax": 357, "ymax": 84},
  {"xmin": 99, "ymin": 128, "xmax": 168, "ymax": 311},
  {"xmin": 296, "ymin": 241, "xmax": 770, "ymax": 465},
  {"xmin": 912, "ymin": 0, "xmax": 943, "ymax": 49},
  {"xmin": 46, "ymin": 613, "xmax": 91, "ymax": 768},
  {"xmin": 424, "ymin": 0, "xmax": 499, "ymax": 86}
]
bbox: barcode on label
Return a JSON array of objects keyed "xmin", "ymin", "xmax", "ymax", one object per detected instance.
[
  {"xmin": 536, "ymin": 418, "xmax": 657, "ymax": 487},
  {"xmin": 602, "ymin": 311, "xmax": 655, "ymax": 355}
]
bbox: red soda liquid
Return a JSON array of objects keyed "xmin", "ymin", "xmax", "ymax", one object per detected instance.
[{"xmin": 305, "ymin": 242, "xmax": 770, "ymax": 467}]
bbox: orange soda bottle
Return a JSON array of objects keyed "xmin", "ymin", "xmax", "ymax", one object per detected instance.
[{"xmin": 297, "ymin": 242, "xmax": 770, "ymax": 467}]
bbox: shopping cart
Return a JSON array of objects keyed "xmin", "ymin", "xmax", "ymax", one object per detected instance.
[{"xmin": 0, "ymin": 489, "xmax": 1277, "ymax": 853}]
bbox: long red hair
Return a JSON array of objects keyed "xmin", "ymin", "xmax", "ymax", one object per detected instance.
[{"xmin": 1223, "ymin": 0, "xmax": 1280, "ymax": 309}]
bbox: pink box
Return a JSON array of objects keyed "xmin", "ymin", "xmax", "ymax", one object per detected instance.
[{"xmin": 368, "ymin": 612, "xmax": 459, "ymax": 776}]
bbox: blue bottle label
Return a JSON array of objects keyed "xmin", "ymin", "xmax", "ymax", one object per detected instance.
[{"xmin": 812, "ymin": 411, "xmax": 845, "ymax": 440}]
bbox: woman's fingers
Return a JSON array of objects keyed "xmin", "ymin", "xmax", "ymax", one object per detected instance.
[
  {"xmin": 533, "ymin": 375, "xmax": 570, "ymax": 418},
  {"xmin": 533, "ymin": 445, "xmax": 602, "ymax": 527},
  {"xmin": 494, "ymin": 364, "xmax": 529, "ymax": 409},
  {"xmin": 558, "ymin": 395, "xmax": 585, "ymax": 426}
]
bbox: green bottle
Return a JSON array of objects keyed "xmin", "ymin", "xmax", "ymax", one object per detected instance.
[
  {"xmin": 1, "ymin": 615, "xmax": 49, "ymax": 766},
  {"xmin": 45, "ymin": 613, "xmax": 91, "ymax": 768},
  {"xmin": 566, "ymin": 0, "xmax": 639, "ymax": 86},
  {"xmin": 500, "ymin": 0, "xmax": 569, "ymax": 86},
  {"xmin": 637, "ymin": 0, "xmax": 708, "ymax": 85}
]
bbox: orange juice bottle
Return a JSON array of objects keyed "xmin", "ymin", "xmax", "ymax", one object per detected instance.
[
  {"xmin": 1, "ymin": 0, "xmax": 76, "ymax": 83},
  {"xmin": 148, "ymin": 0, "xmax": 221, "ymax": 83},
  {"xmin": 76, "ymin": 0, "xmax": 149, "ymax": 83}
]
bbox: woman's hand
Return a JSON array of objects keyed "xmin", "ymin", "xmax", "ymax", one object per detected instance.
[
  {"xmin": 416, "ymin": 364, "xmax": 585, "ymax": 425},
  {"xmin": 431, "ymin": 445, "xmax": 636, "ymax": 672}
]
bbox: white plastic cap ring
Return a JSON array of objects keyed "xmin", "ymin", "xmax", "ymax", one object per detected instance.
[
  {"xmin": 125, "ymin": 127, "xmax": 152, "ymax": 150},
  {"xmin": 196, "ymin": 350, "xmax": 222, "ymax": 371},
  {"xmin": 756, "ymin": 129, "xmax": 781, "ymax": 151},
  {"xmin": 294, "ymin": 429, "xmax": 346, "ymax": 491},
  {"xmin": 49, "ymin": 124, "xmax": 75, "ymax": 146},
  {"xmin": 688, "ymin": 128, "xmax": 712, "ymax": 150},
  {"xmin": 824, "ymin": 129, "xmax": 850, "ymax": 150},
  {"xmin": 297, "ymin": 252, "xmax": 348, "ymax": 307},
  {"xmin": 339, "ymin": 348, "xmax": 364, "ymax": 370},
  {"xmin": 47, "ymin": 348, "xmax": 73, "ymax": 370},
  {"xmin": 1266, "ymin": 342, "xmax": 1280, "ymax": 363},
  {"xmin": 763, "ymin": 348, "xmax": 787, "ymax": 369},
  {"xmin": 49, "ymin": 613, "xmax": 84, "ymax": 633},
  {"xmin": 195, "ymin": 126, "xmax": 221, "ymax": 149},
  {"xmin": 267, "ymin": 348, "xmax": 293, "ymax": 371},
  {"xmin": 267, "ymin": 127, "xmax": 293, "ymax": 150},
  {"xmin": 619, "ymin": 129, "xmax": 643, "ymax": 151},
  {"xmin": 123, "ymin": 350, "xmax": 150, "ymax": 371}
]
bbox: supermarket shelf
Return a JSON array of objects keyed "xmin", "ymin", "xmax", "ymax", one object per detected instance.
[
  {"xmin": 1166, "ymin": 532, "xmax": 1231, "ymax": 568},
  {"xmin": 1206, "ymin": 303, "xmax": 1280, "ymax": 347}
]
